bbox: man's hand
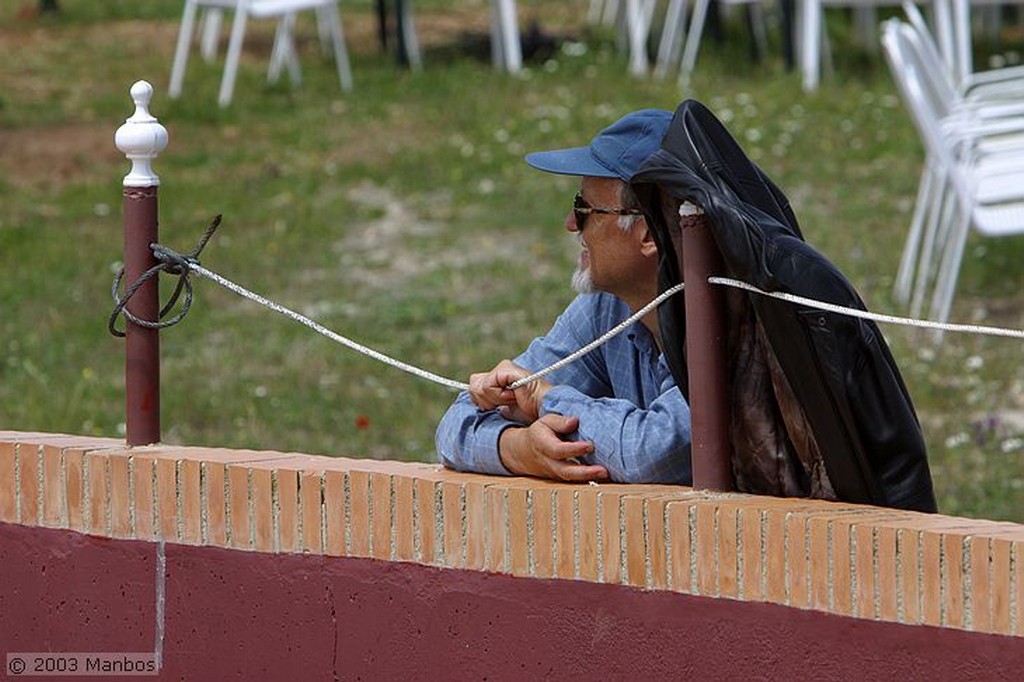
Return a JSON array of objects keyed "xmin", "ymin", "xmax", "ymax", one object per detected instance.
[
  {"xmin": 468, "ymin": 359, "xmax": 552, "ymax": 423},
  {"xmin": 498, "ymin": 414, "xmax": 608, "ymax": 483}
]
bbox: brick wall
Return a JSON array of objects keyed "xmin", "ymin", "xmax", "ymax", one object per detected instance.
[{"xmin": 3, "ymin": 430, "xmax": 1022, "ymax": 640}]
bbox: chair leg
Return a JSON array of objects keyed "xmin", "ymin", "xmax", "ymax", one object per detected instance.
[
  {"xmin": 316, "ymin": 4, "xmax": 332, "ymax": 57},
  {"xmin": 678, "ymin": 0, "xmax": 710, "ymax": 88},
  {"xmin": 320, "ymin": 2, "xmax": 353, "ymax": 92},
  {"xmin": 219, "ymin": 5, "xmax": 250, "ymax": 107},
  {"xmin": 748, "ymin": 2, "xmax": 768, "ymax": 61},
  {"xmin": 953, "ymin": 0, "xmax": 972, "ymax": 89},
  {"xmin": 895, "ymin": 161, "xmax": 937, "ymax": 305},
  {"xmin": 200, "ymin": 8, "xmax": 222, "ymax": 61},
  {"xmin": 853, "ymin": 6, "xmax": 877, "ymax": 51},
  {"xmin": 625, "ymin": 0, "xmax": 651, "ymax": 76},
  {"xmin": 603, "ymin": 0, "xmax": 621, "ymax": 26},
  {"xmin": 911, "ymin": 181, "xmax": 954, "ymax": 319},
  {"xmin": 930, "ymin": 204, "xmax": 972, "ymax": 328},
  {"xmin": 654, "ymin": 0, "xmax": 689, "ymax": 80},
  {"xmin": 490, "ymin": 0, "xmax": 522, "ymax": 73},
  {"xmin": 169, "ymin": 0, "xmax": 199, "ymax": 99},
  {"xmin": 398, "ymin": 0, "xmax": 422, "ymax": 71},
  {"xmin": 800, "ymin": 0, "xmax": 822, "ymax": 91},
  {"xmin": 269, "ymin": 12, "xmax": 301, "ymax": 86}
]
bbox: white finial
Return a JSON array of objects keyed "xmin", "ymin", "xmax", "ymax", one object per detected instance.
[{"xmin": 114, "ymin": 80, "xmax": 169, "ymax": 187}]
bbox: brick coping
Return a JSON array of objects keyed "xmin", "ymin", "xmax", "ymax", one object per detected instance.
[{"xmin": 1, "ymin": 431, "xmax": 1021, "ymax": 637}]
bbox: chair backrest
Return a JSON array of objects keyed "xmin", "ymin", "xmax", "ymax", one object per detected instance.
[
  {"xmin": 901, "ymin": 1, "xmax": 956, "ymax": 88},
  {"xmin": 882, "ymin": 19, "xmax": 974, "ymax": 202}
]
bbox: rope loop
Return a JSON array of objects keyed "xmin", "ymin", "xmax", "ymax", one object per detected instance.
[{"xmin": 108, "ymin": 215, "xmax": 221, "ymax": 337}]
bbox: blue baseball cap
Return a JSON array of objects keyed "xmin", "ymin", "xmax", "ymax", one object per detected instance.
[{"xmin": 524, "ymin": 109, "xmax": 673, "ymax": 181}]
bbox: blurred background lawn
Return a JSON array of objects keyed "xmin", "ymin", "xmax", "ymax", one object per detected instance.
[{"xmin": 2, "ymin": 0, "xmax": 1023, "ymax": 520}]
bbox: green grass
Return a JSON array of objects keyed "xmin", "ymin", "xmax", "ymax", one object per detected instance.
[{"xmin": 2, "ymin": 0, "xmax": 1023, "ymax": 521}]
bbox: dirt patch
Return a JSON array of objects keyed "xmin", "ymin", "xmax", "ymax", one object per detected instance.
[
  {"xmin": 333, "ymin": 180, "xmax": 552, "ymax": 291},
  {"xmin": 0, "ymin": 123, "xmax": 115, "ymax": 191}
]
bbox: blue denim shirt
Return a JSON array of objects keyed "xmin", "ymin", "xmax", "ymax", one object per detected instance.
[{"xmin": 435, "ymin": 292, "xmax": 692, "ymax": 484}]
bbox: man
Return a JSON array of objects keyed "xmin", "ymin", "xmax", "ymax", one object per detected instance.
[{"xmin": 434, "ymin": 109, "xmax": 692, "ymax": 484}]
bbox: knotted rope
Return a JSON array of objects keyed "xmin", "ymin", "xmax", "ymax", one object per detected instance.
[{"xmin": 108, "ymin": 215, "xmax": 221, "ymax": 337}]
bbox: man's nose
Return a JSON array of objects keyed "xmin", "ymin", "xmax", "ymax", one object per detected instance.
[{"xmin": 565, "ymin": 210, "xmax": 578, "ymax": 233}]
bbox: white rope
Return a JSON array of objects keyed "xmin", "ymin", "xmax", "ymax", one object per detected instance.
[
  {"xmin": 190, "ymin": 264, "xmax": 470, "ymax": 391},
  {"xmin": 709, "ymin": 276, "xmax": 1024, "ymax": 340},
  {"xmin": 190, "ymin": 263, "xmax": 685, "ymax": 393},
  {"xmin": 507, "ymin": 283, "xmax": 685, "ymax": 389},
  {"xmin": 186, "ymin": 262, "xmax": 1024, "ymax": 396}
]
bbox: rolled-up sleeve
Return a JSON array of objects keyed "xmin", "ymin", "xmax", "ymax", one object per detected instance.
[{"xmin": 434, "ymin": 391, "xmax": 515, "ymax": 476}]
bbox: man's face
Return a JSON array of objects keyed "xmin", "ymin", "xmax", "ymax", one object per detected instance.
[{"xmin": 566, "ymin": 177, "xmax": 650, "ymax": 299}]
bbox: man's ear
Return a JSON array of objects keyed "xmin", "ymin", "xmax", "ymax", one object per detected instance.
[{"xmin": 638, "ymin": 221, "xmax": 659, "ymax": 258}]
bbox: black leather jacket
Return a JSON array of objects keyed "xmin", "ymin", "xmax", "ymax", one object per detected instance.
[{"xmin": 632, "ymin": 100, "xmax": 936, "ymax": 513}]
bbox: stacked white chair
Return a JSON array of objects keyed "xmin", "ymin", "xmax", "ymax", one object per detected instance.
[
  {"xmin": 882, "ymin": 16, "xmax": 1024, "ymax": 328},
  {"xmin": 169, "ymin": 0, "xmax": 353, "ymax": 107},
  {"xmin": 893, "ymin": 2, "xmax": 1024, "ymax": 310}
]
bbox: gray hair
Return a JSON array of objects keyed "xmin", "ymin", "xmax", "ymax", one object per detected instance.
[{"xmin": 616, "ymin": 182, "xmax": 642, "ymax": 232}]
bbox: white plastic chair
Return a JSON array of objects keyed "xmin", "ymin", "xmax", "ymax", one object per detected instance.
[
  {"xmin": 169, "ymin": 0, "xmax": 353, "ymax": 107},
  {"xmin": 882, "ymin": 18, "xmax": 1024, "ymax": 326}
]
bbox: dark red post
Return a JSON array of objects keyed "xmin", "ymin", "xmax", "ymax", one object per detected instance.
[
  {"xmin": 114, "ymin": 81, "xmax": 168, "ymax": 446},
  {"xmin": 680, "ymin": 203, "xmax": 733, "ymax": 490}
]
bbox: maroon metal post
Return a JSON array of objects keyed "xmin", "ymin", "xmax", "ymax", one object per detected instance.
[
  {"xmin": 679, "ymin": 202, "xmax": 733, "ymax": 491},
  {"xmin": 115, "ymin": 81, "xmax": 168, "ymax": 446}
]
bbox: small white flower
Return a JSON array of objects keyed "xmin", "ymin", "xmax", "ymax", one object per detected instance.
[
  {"xmin": 944, "ymin": 432, "xmax": 969, "ymax": 448},
  {"xmin": 1001, "ymin": 438, "xmax": 1023, "ymax": 453},
  {"xmin": 965, "ymin": 355, "xmax": 984, "ymax": 370},
  {"xmin": 562, "ymin": 41, "xmax": 588, "ymax": 57}
]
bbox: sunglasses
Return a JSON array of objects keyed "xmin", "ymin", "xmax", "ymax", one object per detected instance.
[{"xmin": 572, "ymin": 192, "xmax": 644, "ymax": 231}]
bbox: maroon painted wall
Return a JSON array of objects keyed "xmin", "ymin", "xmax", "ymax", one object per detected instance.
[{"xmin": 2, "ymin": 522, "xmax": 1021, "ymax": 681}]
